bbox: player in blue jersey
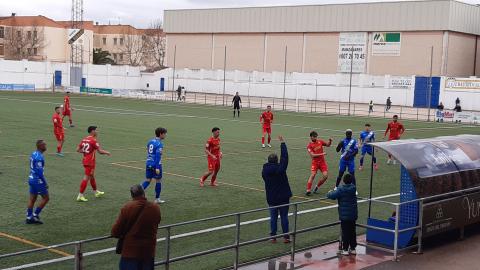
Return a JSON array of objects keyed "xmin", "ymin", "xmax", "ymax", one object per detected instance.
[
  {"xmin": 359, "ymin": 123, "xmax": 378, "ymax": 171},
  {"xmin": 335, "ymin": 129, "xmax": 358, "ymax": 191},
  {"xmin": 26, "ymin": 140, "xmax": 50, "ymax": 224},
  {"xmin": 141, "ymin": 127, "xmax": 167, "ymax": 204}
]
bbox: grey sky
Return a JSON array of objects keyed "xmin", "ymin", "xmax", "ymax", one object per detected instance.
[{"xmin": 1, "ymin": 0, "xmax": 479, "ymax": 28}]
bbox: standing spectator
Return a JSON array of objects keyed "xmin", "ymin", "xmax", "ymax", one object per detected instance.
[
  {"xmin": 385, "ymin": 97, "xmax": 392, "ymax": 112},
  {"xmin": 454, "ymin": 103, "xmax": 462, "ymax": 112},
  {"xmin": 436, "ymin": 102, "xmax": 445, "ymax": 122},
  {"xmin": 262, "ymin": 136, "xmax": 292, "ymax": 244},
  {"xmin": 176, "ymin": 85, "xmax": 182, "ymax": 101},
  {"xmin": 112, "ymin": 185, "xmax": 161, "ymax": 270},
  {"xmin": 368, "ymin": 100, "xmax": 374, "ymax": 115},
  {"xmin": 232, "ymin": 92, "xmax": 242, "ymax": 118},
  {"xmin": 327, "ymin": 174, "xmax": 358, "ymax": 256},
  {"xmin": 455, "ymin": 97, "xmax": 460, "ymax": 106},
  {"xmin": 437, "ymin": 102, "xmax": 444, "ymax": 111}
]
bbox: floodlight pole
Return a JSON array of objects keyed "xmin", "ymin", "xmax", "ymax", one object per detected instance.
[
  {"xmin": 282, "ymin": 46, "xmax": 288, "ymax": 111},
  {"xmin": 427, "ymin": 46, "xmax": 434, "ymax": 122},
  {"xmin": 172, "ymin": 45, "xmax": 177, "ymax": 101},
  {"xmin": 348, "ymin": 45, "xmax": 354, "ymax": 116},
  {"xmin": 223, "ymin": 45, "xmax": 227, "ymax": 106}
]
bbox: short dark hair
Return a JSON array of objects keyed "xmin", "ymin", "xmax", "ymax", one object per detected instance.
[
  {"xmin": 343, "ymin": 174, "xmax": 353, "ymax": 184},
  {"xmin": 365, "ymin": 123, "xmax": 371, "ymax": 127},
  {"xmin": 87, "ymin": 126, "xmax": 97, "ymax": 133},
  {"xmin": 36, "ymin": 139, "xmax": 45, "ymax": 148},
  {"xmin": 268, "ymin": 153, "xmax": 278, "ymax": 163},
  {"xmin": 393, "ymin": 115, "xmax": 399, "ymax": 118},
  {"xmin": 212, "ymin": 127, "xmax": 220, "ymax": 133},
  {"xmin": 155, "ymin": 127, "xmax": 167, "ymax": 137},
  {"xmin": 130, "ymin": 184, "xmax": 145, "ymax": 198},
  {"xmin": 310, "ymin": 131, "xmax": 318, "ymax": 137},
  {"xmin": 55, "ymin": 106, "xmax": 60, "ymax": 110},
  {"xmin": 267, "ymin": 105, "xmax": 272, "ymax": 108}
]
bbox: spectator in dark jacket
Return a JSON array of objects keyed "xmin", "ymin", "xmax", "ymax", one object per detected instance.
[
  {"xmin": 262, "ymin": 136, "xmax": 292, "ymax": 244},
  {"xmin": 112, "ymin": 185, "xmax": 161, "ymax": 270},
  {"xmin": 327, "ymin": 174, "xmax": 358, "ymax": 256}
]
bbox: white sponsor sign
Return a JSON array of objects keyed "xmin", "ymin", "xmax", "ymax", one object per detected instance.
[
  {"xmin": 445, "ymin": 78, "xmax": 480, "ymax": 90},
  {"xmin": 453, "ymin": 111, "xmax": 480, "ymax": 124},
  {"xmin": 372, "ymin": 32, "xmax": 401, "ymax": 56},
  {"xmin": 337, "ymin": 32, "xmax": 367, "ymax": 73},
  {"xmin": 389, "ymin": 76, "xmax": 412, "ymax": 89}
]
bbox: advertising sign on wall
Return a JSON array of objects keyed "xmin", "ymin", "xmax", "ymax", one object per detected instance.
[
  {"xmin": 0, "ymin": 84, "xmax": 35, "ymax": 90},
  {"xmin": 80, "ymin": 87, "xmax": 112, "ymax": 94},
  {"xmin": 389, "ymin": 76, "xmax": 412, "ymax": 89},
  {"xmin": 337, "ymin": 32, "xmax": 367, "ymax": 73},
  {"xmin": 445, "ymin": 78, "xmax": 480, "ymax": 90},
  {"xmin": 372, "ymin": 32, "xmax": 401, "ymax": 56},
  {"xmin": 423, "ymin": 192, "xmax": 480, "ymax": 237}
]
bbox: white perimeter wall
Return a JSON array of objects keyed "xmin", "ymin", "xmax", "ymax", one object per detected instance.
[{"xmin": 1, "ymin": 59, "xmax": 479, "ymax": 110}]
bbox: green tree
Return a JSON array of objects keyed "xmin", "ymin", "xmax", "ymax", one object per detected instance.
[{"xmin": 93, "ymin": 48, "xmax": 115, "ymax": 65}]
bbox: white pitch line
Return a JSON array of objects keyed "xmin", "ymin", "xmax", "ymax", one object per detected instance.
[{"xmin": 1, "ymin": 96, "xmax": 476, "ymax": 134}]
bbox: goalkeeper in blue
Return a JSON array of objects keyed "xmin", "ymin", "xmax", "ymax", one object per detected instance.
[
  {"xmin": 26, "ymin": 140, "xmax": 50, "ymax": 224},
  {"xmin": 142, "ymin": 127, "xmax": 167, "ymax": 204},
  {"xmin": 335, "ymin": 129, "xmax": 359, "ymax": 193},
  {"xmin": 359, "ymin": 123, "xmax": 378, "ymax": 171}
]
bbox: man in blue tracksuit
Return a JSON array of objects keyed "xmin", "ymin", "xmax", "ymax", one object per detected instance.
[
  {"xmin": 327, "ymin": 173, "xmax": 358, "ymax": 256},
  {"xmin": 262, "ymin": 136, "xmax": 292, "ymax": 244},
  {"xmin": 335, "ymin": 129, "xmax": 358, "ymax": 189},
  {"xmin": 26, "ymin": 140, "xmax": 50, "ymax": 224}
]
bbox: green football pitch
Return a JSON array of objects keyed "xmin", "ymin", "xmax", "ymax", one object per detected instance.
[{"xmin": 0, "ymin": 91, "xmax": 478, "ymax": 269}]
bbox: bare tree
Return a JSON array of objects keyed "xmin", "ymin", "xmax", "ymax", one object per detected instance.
[
  {"xmin": 120, "ymin": 28, "xmax": 146, "ymax": 66},
  {"xmin": 4, "ymin": 25, "xmax": 46, "ymax": 60},
  {"xmin": 144, "ymin": 20, "xmax": 166, "ymax": 70}
]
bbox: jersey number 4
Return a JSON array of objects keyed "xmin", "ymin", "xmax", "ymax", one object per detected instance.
[{"xmin": 81, "ymin": 143, "xmax": 91, "ymax": 153}]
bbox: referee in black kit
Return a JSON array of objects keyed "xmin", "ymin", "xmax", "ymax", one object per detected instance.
[{"xmin": 232, "ymin": 92, "xmax": 242, "ymax": 118}]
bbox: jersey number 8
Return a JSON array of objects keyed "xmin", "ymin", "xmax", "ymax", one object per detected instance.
[{"xmin": 148, "ymin": 144, "xmax": 154, "ymax": 154}]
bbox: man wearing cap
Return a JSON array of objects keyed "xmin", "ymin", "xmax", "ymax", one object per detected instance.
[{"xmin": 335, "ymin": 129, "xmax": 359, "ymax": 191}]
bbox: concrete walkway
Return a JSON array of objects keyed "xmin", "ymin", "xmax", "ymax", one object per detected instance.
[{"xmin": 241, "ymin": 229, "xmax": 480, "ymax": 270}]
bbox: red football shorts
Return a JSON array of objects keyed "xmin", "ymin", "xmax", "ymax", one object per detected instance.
[
  {"xmin": 54, "ymin": 132, "xmax": 64, "ymax": 141},
  {"xmin": 311, "ymin": 160, "xmax": 328, "ymax": 173},
  {"xmin": 388, "ymin": 136, "xmax": 400, "ymax": 141},
  {"xmin": 83, "ymin": 165, "xmax": 95, "ymax": 176},
  {"xmin": 208, "ymin": 157, "xmax": 221, "ymax": 172},
  {"xmin": 63, "ymin": 110, "xmax": 71, "ymax": 116},
  {"xmin": 262, "ymin": 125, "xmax": 272, "ymax": 134}
]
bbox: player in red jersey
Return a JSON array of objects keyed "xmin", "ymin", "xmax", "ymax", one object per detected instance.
[
  {"xmin": 200, "ymin": 127, "xmax": 222, "ymax": 187},
  {"xmin": 260, "ymin": 105, "xmax": 274, "ymax": 148},
  {"xmin": 383, "ymin": 115, "xmax": 405, "ymax": 165},
  {"xmin": 62, "ymin": 92, "xmax": 74, "ymax": 127},
  {"xmin": 306, "ymin": 131, "xmax": 333, "ymax": 196},
  {"xmin": 76, "ymin": 126, "xmax": 111, "ymax": 202},
  {"xmin": 52, "ymin": 106, "xmax": 65, "ymax": 157}
]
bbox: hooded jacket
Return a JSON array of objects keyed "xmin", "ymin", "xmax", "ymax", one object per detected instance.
[{"xmin": 327, "ymin": 184, "xmax": 358, "ymax": 221}]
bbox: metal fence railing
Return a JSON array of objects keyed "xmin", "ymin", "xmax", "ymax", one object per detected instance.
[{"xmin": 4, "ymin": 184, "xmax": 480, "ymax": 270}]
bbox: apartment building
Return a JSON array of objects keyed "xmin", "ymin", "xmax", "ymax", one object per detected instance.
[{"xmin": 0, "ymin": 14, "xmax": 164, "ymax": 68}]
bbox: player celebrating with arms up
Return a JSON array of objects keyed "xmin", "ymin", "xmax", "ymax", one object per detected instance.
[
  {"xmin": 359, "ymin": 123, "xmax": 378, "ymax": 171},
  {"xmin": 306, "ymin": 131, "xmax": 333, "ymax": 196},
  {"xmin": 62, "ymin": 92, "xmax": 74, "ymax": 127},
  {"xmin": 142, "ymin": 127, "xmax": 167, "ymax": 204},
  {"xmin": 260, "ymin": 105, "xmax": 274, "ymax": 148},
  {"xmin": 76, "ymin": 126, "xmax": 111, "ymax": 202},
  {"xmin": 383, "ymin": 115, "xmax": 405, "ymax": 165},
  {"xmin": 26, "ymin": 140, "xmax": 50, "ymax": 224},
  {"xmin": 52, "ymin": 106, "xmax": 65, "ymax": 157},
  {"xmin": 200, "ymin": 127, "xmax": 222, "ymax": 187}
]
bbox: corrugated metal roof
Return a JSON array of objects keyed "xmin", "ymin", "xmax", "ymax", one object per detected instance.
[{"xmin": 164, "ymin": 0, "xmax": 480, "ymax": 35}]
